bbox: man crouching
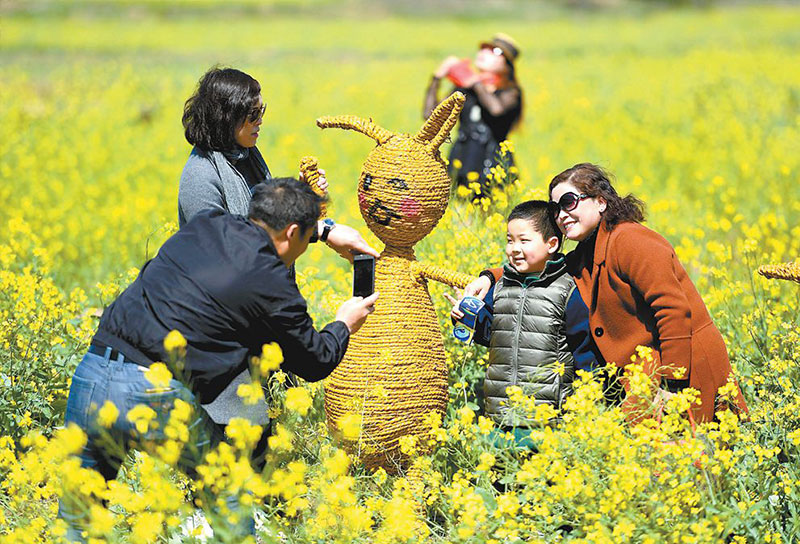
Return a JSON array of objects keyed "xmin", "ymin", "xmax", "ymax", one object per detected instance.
[{"xmin": 59, "ymin": 178, "xmax": 378, "ymax": 542}]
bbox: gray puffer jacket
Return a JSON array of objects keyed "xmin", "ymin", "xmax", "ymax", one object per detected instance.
[{"xmin": 485, "ymin": 258, "xmax": 576, "ymax": 426}]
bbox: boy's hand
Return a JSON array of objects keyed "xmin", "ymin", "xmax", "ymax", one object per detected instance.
[
  {"xmin": 443, "ymin": 291, "xmax": 464, "ymax": 321},
  {"xmin": 463, "ymin": 275, "xmax": 492, "ymax": 300}
]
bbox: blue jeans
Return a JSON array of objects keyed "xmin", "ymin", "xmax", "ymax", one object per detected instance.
[{"xmin": 58, "ymin": 348, "xmax": 253, "ymax": 542}]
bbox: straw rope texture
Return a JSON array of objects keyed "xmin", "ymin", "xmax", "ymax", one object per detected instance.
[
  {"xmin": 318, "ymin": 93, "xmax": 476, "ymax": 472},
  {"xmin": 298, "ymin": 155, "xmax": 327, "ymax": 217},
  {"xmin": 758, "ymin": 261, "xmax": 800, "ymax": 284}
]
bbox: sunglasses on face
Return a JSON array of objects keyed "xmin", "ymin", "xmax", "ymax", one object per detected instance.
[
  {"xmin": 550, "ymin": 192, "xmax": 590, "ymax": 214},
  {"xmin": 247, "ymin": 104, "xmax": 266, "ymax": 123},
  {"xmin": 480, "ymin": 46, "xmax": 505, "ymax": 57}
]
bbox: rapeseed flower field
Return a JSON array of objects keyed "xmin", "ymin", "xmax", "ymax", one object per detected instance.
[{"xmin": 1, "ymin": 2, "xmax": 799, "ymax": 542}]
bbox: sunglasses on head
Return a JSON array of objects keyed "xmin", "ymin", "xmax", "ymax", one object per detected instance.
[
  {"xmin": 247, "ymin": 104, "xmax": 266, "ymax": 123},
  {"xmin": 550, "ymin": 192, "xmax": 590, "ymax": 214}
]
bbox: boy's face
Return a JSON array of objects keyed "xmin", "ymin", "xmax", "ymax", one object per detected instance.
[{"xmin": 505, "ymin": 218, "xmax": 559, "ymax": 274}]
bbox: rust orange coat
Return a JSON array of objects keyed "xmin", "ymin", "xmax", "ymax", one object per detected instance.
[
  {"xmin": 569, "ymin": 220, "xmax": 747, "ymax": 422},
  {"xmin": 490, "ymin": 220, "xmax": 747, "ymax": 422}
]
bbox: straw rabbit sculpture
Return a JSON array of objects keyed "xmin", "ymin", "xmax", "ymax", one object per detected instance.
[{"xmin": 311, "ymin": 92, "xmax": 474, "ymax": 472}]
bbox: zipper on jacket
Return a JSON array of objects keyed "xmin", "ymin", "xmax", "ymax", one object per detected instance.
[{"xmin": 510, "ymin": 285, "xmax": 528, "ymax": 388}]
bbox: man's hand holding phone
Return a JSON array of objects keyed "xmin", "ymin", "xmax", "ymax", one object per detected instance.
[{"xmin": 336, "ymin": 293, "xmax": 379, "ymax": 335}]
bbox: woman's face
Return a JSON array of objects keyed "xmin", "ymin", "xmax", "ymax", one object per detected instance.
[
  {"xmin": 234, "ymin": 95, "xmax": 264, "ymax": 149},
  {"xmin": 475, "ymin": 46, "xmax": 508, "ymax": 75},
  {"xmin": 551, "ymin": 181, "xmax": 606, "ymax": 242}
]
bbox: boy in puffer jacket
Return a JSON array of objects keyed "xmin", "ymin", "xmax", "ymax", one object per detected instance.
[{"xmin": 448, "ymin": 200, "xmax": 603, "ymax": 441}]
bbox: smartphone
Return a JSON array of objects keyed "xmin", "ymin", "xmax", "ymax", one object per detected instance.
[{"xmin": 353, "ymin": 253, "xmax": 375, "ymax": 298}]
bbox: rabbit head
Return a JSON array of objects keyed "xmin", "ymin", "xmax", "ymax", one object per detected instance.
[{"xmin": 317, "ymin": 92, "xmax": 465, "ymax": 248}]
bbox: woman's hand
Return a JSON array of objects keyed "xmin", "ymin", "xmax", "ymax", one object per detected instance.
[
  {"xmin": 435, "ymin": 56, "xmax": 461, "ymax": 79},
  {"xmin": 461, "ymin": 72, "xmax": 481, "ymax": 88},
  {"xmin": 316, "ymin": 168, "xmax": 328, "ymax": 194},
  {"xmin": 324, "ymin": 223, "xmax": 380, "ymax": 262},
  {"xmin": 298, "ymin": 168, "xmax": 328, "ymax": 195}
]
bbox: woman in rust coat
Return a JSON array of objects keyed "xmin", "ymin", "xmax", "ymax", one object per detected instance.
[{"xmin": 470, "ymin": 163, "xmax": 747, "ymax": 423}]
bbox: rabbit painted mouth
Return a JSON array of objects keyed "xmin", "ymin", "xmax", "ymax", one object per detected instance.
[{"xmin": 367, "ymin": 198, "xmax": 401, "ymax": 226}]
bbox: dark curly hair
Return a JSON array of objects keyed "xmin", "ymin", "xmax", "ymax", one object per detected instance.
[
  {"xmin": 182, "ymin": 67, "xmax": 261, "ymax": 151},
  {"xmin": 549, "ymin": 163, "xmax": 646, "ymax": 229}
]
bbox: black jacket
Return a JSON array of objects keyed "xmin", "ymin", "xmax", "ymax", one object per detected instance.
[{"xmin": 94, "ymin": 209, "xmax": 349, "ymax": 403}]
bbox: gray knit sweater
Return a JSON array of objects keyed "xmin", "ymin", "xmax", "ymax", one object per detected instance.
[
  {"xmin": 178, "ymin": 145, "xmax": 271, "ymax": 424},
  {"xmin": 178, "ymin": 146, "xmax": 270, "ymax": 226}
]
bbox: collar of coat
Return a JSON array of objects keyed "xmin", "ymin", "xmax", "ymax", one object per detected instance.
[
  {"xmin": 593, "ymin": 221, "xmax": 613, "ymax": 266},
  {"xmin": 502, "ymin": 254, "xmax": 567, "ymax": 286}
]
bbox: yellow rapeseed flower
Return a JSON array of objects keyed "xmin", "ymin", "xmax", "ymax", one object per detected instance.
[
  {"xmin": 162, "ymin": 330, "xmax": 186, "ymax": 352},
  {"xmin": 258, "ymin": 342, "xmax": 284, "ymax": 373},
  {"xmin": 126, "ymin": 404, "xmax": 157, "ymax": 434},
  {"xmin": 285, "ymin": 387, "xmax": 313, "ymax": 416},
  {"xmin": 96, "ymin": 400, "xmax": 119, "ymax": 428},
  {"xmin": 144, "ymin": 362, "xmax": 172, "ymax": 389},
  {"xmin": 338, "ymin": 412, "xmax": 362, "ymax": 441},
  {"xmin": 236, "ymin": 381, "xmax": 265, "ymax": 405}
]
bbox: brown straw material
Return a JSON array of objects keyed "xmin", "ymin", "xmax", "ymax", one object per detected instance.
[
  {"xmin": 318, "ymin": 93, "xmax": 475, "ymax": 472},
  {"xmin": 758, "ymin": 261, "xmax": 800, "ymax": 284},
  {"xmin": 299, "ymin": 156, "xmax": 327, "ymax": 217}
]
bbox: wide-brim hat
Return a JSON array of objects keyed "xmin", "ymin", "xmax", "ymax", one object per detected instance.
[
  {"xmin": 758, "ymin": 260, "xmax": 800, "ymax": 284},
  {"xmin": 479, "ymin": 33, "xmax": 520, "ymax": 64}
]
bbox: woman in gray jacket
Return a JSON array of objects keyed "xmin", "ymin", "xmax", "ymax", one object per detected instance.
[
  {"xmin": 180, "ymin": 67, "xmax": 291, "ymax": 223},
  {"xmin": 178, "ymin": 67, "xmax": 377, "ymax": 452}
]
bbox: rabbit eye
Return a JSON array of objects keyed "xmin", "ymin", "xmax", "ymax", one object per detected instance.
[
  {"xmin": 389, "ymin": 178, "xmax": 408, "ymax": 190},
  {"xmin": 363, "ymin": 174, "xmax": 373, "ymax": 191}
]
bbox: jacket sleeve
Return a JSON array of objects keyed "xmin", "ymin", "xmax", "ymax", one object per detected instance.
[
  {"xmin": 563, "ymin": 287, "xmax": 602, "ymax": 373},
  {"xmin": 472, "ymin": 84, "xmax": 521, "ymax": 117},
  {"xmin": 267, "ymin": 295, "xmax": 351, "ymax": 382},
  {"xmin": 484, "ymin": 267, "xmax": 503, "ymax": 283},
  {"xmin": 178, "ymin": 155, "xmax": 227, "ymax": 226},
  {"xmin": 472, "ymin": 284, "xmax": 495, "ymax": 347},
  {"xmin": 612, "ymin": 226, "xmax": 692, "ymax": 378}
]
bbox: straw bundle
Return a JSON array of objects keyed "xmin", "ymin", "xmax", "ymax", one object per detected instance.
[
  {"xmin": 758, "ymin": 260, "xmax": 800, "ymax": 284},
  {"xmin": 299, "ymin": 155, "xmax": 327, "ymax": 217}
]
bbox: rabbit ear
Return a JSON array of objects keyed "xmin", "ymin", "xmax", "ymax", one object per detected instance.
[
  {"xmin": 415, "ymin": 91, "xmax": 466, "ymax": 153},
  {"xmin": 317, "ymin": 115, "xmax": 394, "ymax": 144}
]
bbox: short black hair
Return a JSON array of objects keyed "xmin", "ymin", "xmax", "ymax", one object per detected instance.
[
  {"xmin": 248, "ymin": 178, "xmax": 326, "ymax": 236},
  {"xmin": 507, "ymin": 200, "xmax": 562, "ymax": 249},
  {"xmin": 182, "ymin": 67, "xmax": 261, "ymax": 151}
]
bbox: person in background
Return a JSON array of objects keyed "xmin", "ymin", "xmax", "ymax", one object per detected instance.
[
  {"xmin": 424, "ymin": 34, "xmax": 523, "ymax": 199},
  {"xmin": 59, "ymin": 179, "xmax": 379, "ymax": 542},
  {"xmin": 178, "ymin": 66, "xmax": 379, "ymax": 431}
]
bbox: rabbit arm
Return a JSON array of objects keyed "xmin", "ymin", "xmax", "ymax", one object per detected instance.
[{"xmin": 410, "ymin": 261, "xmax": 475, "ymax": 289}]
